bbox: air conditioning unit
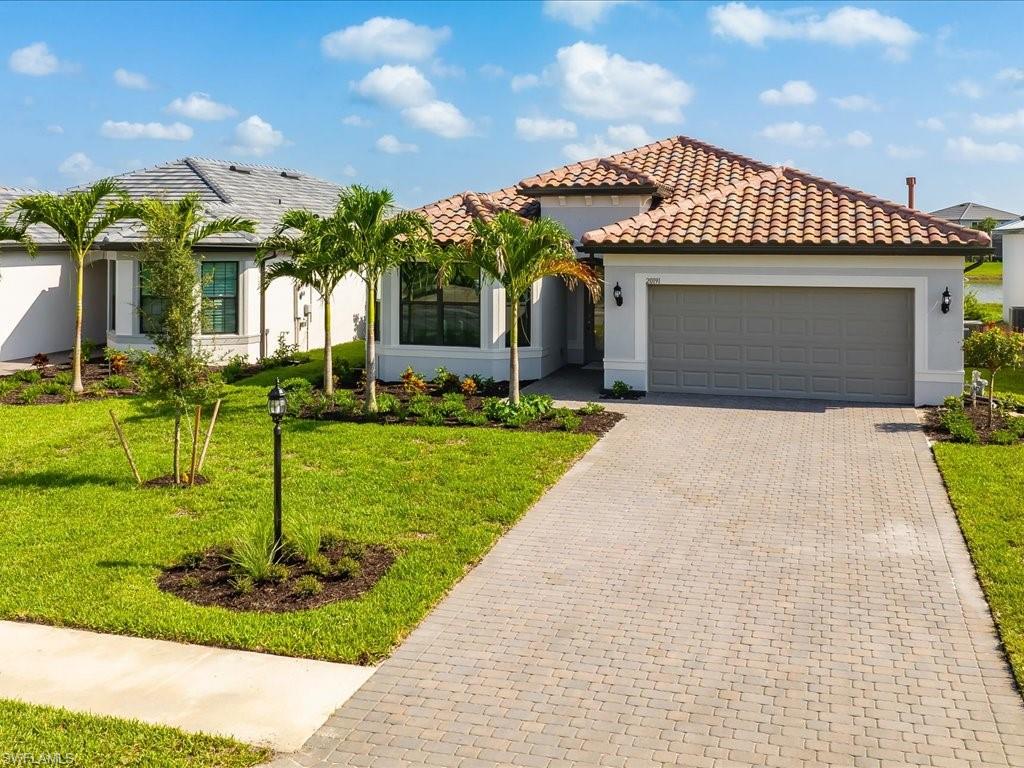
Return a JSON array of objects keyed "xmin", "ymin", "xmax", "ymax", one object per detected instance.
[{"xmin": 1012, "ymin": 307, "xmax": 1024, "ymax": 332}]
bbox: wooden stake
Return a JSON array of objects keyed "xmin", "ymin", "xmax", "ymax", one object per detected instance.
[
  {"xmin": 110, "ymin": 410, "xmax": 142, "ymax": 486},
  {"xmin": 196, "ymin": 398, "xmax": 222, "ymax": 474},
  {"xmin": 188, "ymin": 405, "xmax": 202, "ymax": 487}
]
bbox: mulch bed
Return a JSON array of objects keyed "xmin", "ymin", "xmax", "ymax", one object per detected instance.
[
  {"xmin": 923, "ymin": 397, "xmax": 1022, "ymax": 444},
  {"xmin": 159, "ymin": 541, "xmax": 395, "ymax": 613},
  {"xmin": 0, "ymin": 359, "xmax": 137, "ymax": 405},
  {"xmin": 143, "ymin": 474, "xmax": 210, "ymax": 489}
]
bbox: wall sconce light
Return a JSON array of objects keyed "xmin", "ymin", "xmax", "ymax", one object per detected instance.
[
  {"xmin": 941, "ymin": 286, "xmax": 951, "ymax": 314},
  {"xmin": 613, "ymin": 282, "xmax": 623, "ymax": 307}
]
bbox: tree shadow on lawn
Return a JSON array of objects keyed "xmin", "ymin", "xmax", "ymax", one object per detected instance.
[{"xmin": 0, "ymin": 470, "xmax": 124, "ymax": 490}]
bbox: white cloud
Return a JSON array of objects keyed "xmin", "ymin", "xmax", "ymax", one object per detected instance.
[
  {"xmin": 918, "ymin": 116, "xmax": 945, "ymax": 131},
  {"xmin": 166, "ymin": 92, "xmax": 237, "ymax": 121},
  {"xmin": 58, "ymin": 152, "xmax": 97, "ymax": 180},
  {"xmin": 708, "ymin": 3, "xmax": 918, "ymax": 59},
  {"xmin": 342, "ymin": 114, "xmax": 370, "ymax": 127},
  {"xmin": 515, "ymin": 116, "xmax": 578, "ymax": 141},
  {"xmin": 947, "ymin": 136, "xmax": 1024, "ymax": 162},
  {"xmin": 322, "ymin": 17, "xmax": 450, "ymax": 61},
  {"xmin": 376, "ymin": 134, "xmax": 418, "ymax": 154},
  {"xmin": 352, "ymin": 65, "xmax": 473, "ymax": 139},
  {"xmin": 342, "ymin": 164, "xmax": 358, "ymax": 178},
  {"xmin": 886, "ymin": 144, "xmax": 924, "ymax": 159},
  {"xmin": 101, "ymin": 120, "xmax": 193, "ymax": 141},
  {"xmin": 404, "ymin": 100, "xmax": 474, "ymax": 138},
  {"xmin": 550, "ymin": 42, "xmax": 693, "ymax": 124},
  {"xmin": 230, "ymin": 115, "xmax": 285, "ymax": 156},
  {"xmin": 431, "ymin": 60, "xmax": 464, "ymax": 78},
  {"xmin": 997, "ymin": 67, "xmax": 1024, "ymax": 84},
  {"xmin": 9, "ymin": 42, "xmax": 61, "ymax": 76},
  {"xmin": 46, "ymin": 124, "xmax": 63, "ymax": 135},
  {"xmin": 563, "ymin": 124, "xmax": 652, "ymax": 160},
  {"xmin": 759, "ymin": 121, "xmax": 826, "ymax": 147},
  {"xmin": 971, "ymin": 109, "xmax": 1024, "ymax": 133},
  {"xmin": 510, "ymin": 73, "xmax": 540, "ymax": 92},
  {"xmin": 352, "ymin": 65, "xmax": 434, "ymax": 108},
  {"xmin": 831, "ymin": 94, "xmax": 879, "ymax": 112},
  {"xmin": 759, "ymin": 80, "xmax": 816, "ymax": 106},
  {"xmin": 844, "ymin": 130, "xmax": 872, "ymax": 148},
  {"xmin": 479, "ymin": 64, "xmax": 506, "ymax": 78},
  {"xmin": 542, "ymin": 0, "xmax": 630, "ymax": 30},
  {"xmin": 950, "ymin": 78, "xmax": 983, "ymax": 99},
  {"xmin": 113, "ymin": 67, "xmax": 152, "ymax": 90}
]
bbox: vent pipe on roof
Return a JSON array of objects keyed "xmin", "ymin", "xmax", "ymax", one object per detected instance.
[{"xmin": 906, "ymin": 176, "xmax": 916, "ymax": 209}]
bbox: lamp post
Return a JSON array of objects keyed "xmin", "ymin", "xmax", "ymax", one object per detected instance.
[{"xmin": 267, "ymin": 378, "xmax": 287, "ymax": 561}]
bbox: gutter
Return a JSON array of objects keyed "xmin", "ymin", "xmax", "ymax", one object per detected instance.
[{"xmin": 577, "ymin": 243, "xmax": 993, "ymax": 257}]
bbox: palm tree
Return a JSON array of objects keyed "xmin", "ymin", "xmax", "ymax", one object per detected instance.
[
  {"xmin": 129, "ymin": 194, "xmax": 256, "ymax": 252},
  {"xmin": 454, "ymin": 211, "xmax": 601, "ymax": 405},
  {"xmin": 335, "ymin": 186, "xmax": 432, "ymax": 412},
  {"xmin": 6, "ymin": 180, "xmax": 133, "ymax": 393},
  {"xmin": 258, "ymin": 209, "xmax": 354, "ymax": 396},
  {"xmin": 0, "ymin": 220, "xmax": 35, "ymax": 269}
]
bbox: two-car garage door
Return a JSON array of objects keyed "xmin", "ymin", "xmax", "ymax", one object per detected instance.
[{"xmin": 647, "ymin": 285, "xmax": 914, "ymax": 403}]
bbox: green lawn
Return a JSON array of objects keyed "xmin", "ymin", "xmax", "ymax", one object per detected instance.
[
  {"xmin": 964, "ymin": 367, "xmax": 1024, "ymax": 396},
  {"xmin": 0, "ymin": 341, "xmax": 594, "ymax": 663},
  {"xmin": 964, "ymin": 260, "xmax": 1003, "ymax": 281},
  {"xmin": 933, "ymin": 444, "xmax": 1024, "ymax": 689},
  {"xmin": 0, "ymin": 700, "xmax": 268, "ymax": 768}
]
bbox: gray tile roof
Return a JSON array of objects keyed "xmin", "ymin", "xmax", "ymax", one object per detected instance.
[
  {"xmin": 2, "ymin": 157, "xmax": 344, "ymax": 249},
  {"xmin": 929, "ymin": 201, "xmax": 1019, "ymax": 223}
]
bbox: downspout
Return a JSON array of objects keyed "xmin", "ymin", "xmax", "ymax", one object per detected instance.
[{"xmin": 259, "ymin": 258, "xmax": 268, "ymax": 360}]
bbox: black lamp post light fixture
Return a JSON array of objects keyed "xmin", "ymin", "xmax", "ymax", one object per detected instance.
[
  {"xmin": 612, "ymin": 282, "xmax": 623, "ymax": 307},
  {"xmin": 941, "ymin": 286, "xmax": 951, "ymax": 314},
  {"xmin": 267, "ymin": 378, "xmax": 287, "ymax": 561}
]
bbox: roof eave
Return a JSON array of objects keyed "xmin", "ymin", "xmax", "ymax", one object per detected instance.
[
  {"xmin": 520, "ymin": 184, "xmax": 666, "ymax": 198},
  {"xmin": 578, "ymin": 242, "xmax": 993, "ymax": 256}
]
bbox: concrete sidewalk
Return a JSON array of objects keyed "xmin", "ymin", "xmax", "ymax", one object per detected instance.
[{"xmin": 0, "ymin": 621, "xmax": 374, "ymax": 751}]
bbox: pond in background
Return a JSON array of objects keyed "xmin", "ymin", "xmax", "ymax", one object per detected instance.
[{"xmin": 966, "ymin": 280, "xmax": 1003, "ymax": 304}]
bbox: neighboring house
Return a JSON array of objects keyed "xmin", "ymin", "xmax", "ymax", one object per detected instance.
[
  {"xmin": 0, "ymin": 158, "xmax": 364, "ymax": 362},
  {"xmin": 930, "ymin": 201, "xmax": 1019, "ymax": 258},
  {"xmin": 377, "ymin": 135, "xmax": 989, "ymax": 405},
  {"xmin": 995, "ymin": 218, "xmax": 1024, "ymax": 327}
]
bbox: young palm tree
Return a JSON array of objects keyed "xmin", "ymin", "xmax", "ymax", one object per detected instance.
[
  {"xmin": 129, "ymin": 194, "xmax": 256, "ymax": 252},
  {"xmin": 455, "ymin": 211, "xmax": 601, "ymax": 405},
  {"xmin": 0, "ymin": 220, "xmax": 35, "ymax": 268},
  {"xmin": 335, "ymin": 186, "xmax": 432, "ymax": 412},
  {"xmin": 6, "ymin": 180, "xmax": 133, "ymax": 392},
  {"xmin": 258, "ymin": 209, "xmax": 354, "ymax": 396}
]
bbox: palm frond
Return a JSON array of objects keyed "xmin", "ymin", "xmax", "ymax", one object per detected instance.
[
  {"xmin": 190, "ymin": 216, "xmax": 257, "ymax": 246},
  {"xmin": 0, "ymin": 221, "xmax": 36, "ymax": 257}
]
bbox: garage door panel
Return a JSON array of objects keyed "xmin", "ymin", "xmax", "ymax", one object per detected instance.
[{"xmin": 648, "ymin": 285, "xmax": 913, "ymax": 404}]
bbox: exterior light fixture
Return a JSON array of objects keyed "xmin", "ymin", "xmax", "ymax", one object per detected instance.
[
  {"xmin": 613, "ymin": 282, "xmax": 623, "ymax": 307},
  {"xmin": 267, "ymin": 378, "xmax": 287, "ymax": 559},
  {"xmin": 941, "ymin": 287, "xmax": 951, "ymax": 314}
]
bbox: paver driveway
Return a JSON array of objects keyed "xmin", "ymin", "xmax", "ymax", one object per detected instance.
[{"xmin": 276, "ymin": 394, "xmax": 1024, "ymax": 767}]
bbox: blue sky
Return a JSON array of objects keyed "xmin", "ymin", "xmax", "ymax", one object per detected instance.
[{"xmin": 2, "ymin": 0, "xmax": 1024, "ymax": 213}]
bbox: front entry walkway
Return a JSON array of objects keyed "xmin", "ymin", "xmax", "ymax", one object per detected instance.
[{"xmin": 275, "ymin": 394, "xmax": 1024, "ymax": 767}]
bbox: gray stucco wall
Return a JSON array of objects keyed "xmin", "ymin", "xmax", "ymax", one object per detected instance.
[{"xmin": 600, "ymin": 252, "xmax": 965, "ymax": 406}]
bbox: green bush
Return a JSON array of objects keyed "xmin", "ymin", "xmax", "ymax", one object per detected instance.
[
  {"xmin": 333, "ymin": 555, "xmax": 361, "ymax": 579},
  {"xmin": 288, "ymin": 513, "xmax": 322, "ymax": 563},
  {"xmin": 941, "ymin": 409, "xmax": 979, "ymax": 444},
  {"xmin": 553, "ymin": 410, "xmax": 583, "ymax": 432},
  {"xmin": 0, "ymin": 378, "xmax": 19, "ymax": 397},
  {"xmin": 230, "ymin": 575, "xmax": 255, "ymax": 595},
  {"xmin": 610, "ymin": 380, "xmax": 631, "ymax": 398},
  {"xmin": 13, "ymin": 369, "xmax": 41, "ymax": 384},
  {"xmin": 433, "ymin": 367, "xmax": 461, "ymax": 393},
  {"xmin": 457, "ymin": 410, "xmax": 488, "ymax": 427},
  {"xmin": 406, "ymin": 393, "xmax": 434, "ymax": 418},
  {"xmin": 964, "ymin": 290, "xmax": 983, "ymax": 321},
  {"xmin": 80, "ymin": 338, "xmax": 98, "ymax": 363},
  {"xmin": 291, "ymin": 575, "xmax": 323, "ymax": 597},
  {"xmin": 418, "ymin": 408, "xmax": 446, "ymax": 426},
  {"xmin": 942, "ymin": 394, "xmax": 965, "ymax": 411},
  {"xmin": 1000, "ymin": 393, "xmax": 1024, "ymax": 414},
  {"xmin": 177, "ymin": 551, "xmax": 204, "ymax": 569},
  {"xmin": 261, "ymin": 333, "xmax": 303, "ymax": 369},
  {"xmin": 102, "ymin": 374, "xmax": 133, "ymax": 390},
  {"xmin": 18, "ymin": 384, "xmax": 45, "ymax": 404},
  {"xmin": 375, "ymin": 392, "xmax": 402, "ymax": 415},
  {"xmin": 578, "ymin": 402, "xmax": 605, "ymax": 415},
  {"xmin": 281, "ymin": 377, "xmax": 313, "ymax": 394},
  {"xmin": 333, "ymin": 358, "xmax": 364, "ymax": 388},
  {"xmin": 227, "ymin": 524, "xmax": 277, "ymax": 583},
  {"xmin": 40, "ymin": 381, "xmax": 67, "ymax": 397},
  {"xmin": 437, "ymin": 392, "xmax": 468, "ymax": 419},
  {"xmin": 990, "ymin": 429, "xmax": 1018, "ymax": 445},
  {"xmin": 1006, "ymin": 416, "xmax": 1024, "ymax": 439},
  {"xmin": 222, "ymin": 354, "xmax": 249, "ymax": 383},
  {"xmin": 331, "ymin": 390, "xmax": 358, "ymax": 415},
  {"xmin": 306, "ymin": 553, "xmax": 332, "ymax": 577},
  {"xmin": 53, "ymin": 371, "xmax": 73, "ymax": 386}
]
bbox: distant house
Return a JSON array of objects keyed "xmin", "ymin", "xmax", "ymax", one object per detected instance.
[
  {"xmin": 930, "ymin": 202, "xmax": 1020, "ymax": 258},
  {"xmin": 0, "ymin": 158, "xmax": 364, "ymax": 363}
]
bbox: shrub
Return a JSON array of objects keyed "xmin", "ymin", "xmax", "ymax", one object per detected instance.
[
  {"xmin": 472, "ymin": 375, "xmax": 499, "ymax": 395},
  {"xmin": 281, "ymin": 377, "xmax": 313, "ymax": 394},
  {"xmin": 520, "ymin": 393, "xmax": 554, "ymax": 419},
  {"xmin": 401, "ymin": 366, "xmax": 428, "ymax": 395},
  {"xmin": 610, "ymin": 380, "xmax": 632, "ymax": 398},
  {"xmin": 406, "ymin": 393, "xmax": 434, "ymax": 418},
  {"xmin": 578, "ymin": 402, "xmax": 605, "ymax": 415},
  {"xmin": 331, "ymin": 390, "xmax": 358, "ymax": 415},
  {"xmin": 375, "ymin": 392, "xmax": 402, "ymax": 415},
  {"xmin": 1000, "ymin": 393, "xmax": 1024, "ymax": 414},
  {"xmin": 554, "ymin": 410, "xmax": 583, "ymax": 432},
  {"xmin": 1006, "ymin": 415, "xmax": 1024, "ymax": 439},
  {"xmin": 291, "ymin": 575, "xmax": 324, "ymax": 597},
  {"xmin": 222, "ymin": 354, "xmax": 249, "ymax": 383},
  {"xmin": 433, "ymin": 367, "xmax": 460, "ymax": 393},
  {"xmin": 105, "ymin": 348, "xmax": 130, "ymax": 375},
  {"xmin": 333, "ymin": 358, "xmax": 364, "ymax": 388},
  {"xmin": 13, "ymin": 369, "xmax": 41, "ymax": 384},
  {"xmin": 227, "ymin": 525, "xmax": 277, "ymax": 583},
  {"xmin": 261, "ymin": 333, "xmax": 302, "ymax": 369},
  {"xmin": 40, "ymin": 381, "xmax": 67, "ymax": 396},
  {"xmin": 31, "ymin": 353, "xmax": 49, "ymax": 368},
  {"xmin": 80, "ymin": 338, "xmax": 97, "ymax": 363},
  {"xmin": 102, "ymin": 374, "xmax": 133, "ymax": 391},
  {"xmin": 964, "ymin": 290, "xmax": 983, "ymax": 321},
  {"xmin": 437, "ymin": 392, "xmax": 468, "ymax": 419},
  {"xmin": 333, "ymin": 556, "xmax": 361, "ymax": 579},
  {"xmin": 457, "ymin": 410, "xmax": 489, "ymax": 427},
  {"xmin": 942, "ymin": 394, "xmax": 965, "ymax": 411},
  {"xmin": 53, "ymin": 371, "xmax": 73, "ymax": 386},
  {"xmin": 482, "ymin": 394, "xmax": 553, "ymax": 427},
  {"xmin": 179, "ymin": 575, "xmax": 202, "ymax": 590},
  {"xmin": 990, "ymin": 429, "xmax": 1018, "ymax": 445},
  {"xmin": 177, "ymin": 551, "xmax": 204, "ymax": 569},
  {"xmin": 941, "ymin": 409, "xmax": 979, "ymax": 444},
  {"xmin": 460, "ymin": 377, "xmax": 478, "ymax": 396},
  {"xmin": 418, "ymin": 408, "xmax": 446, "ymax": 426},
  {"xmin": 306, "ymin": 553, "xmax": 332, "ymax": 577},
  {"xmin": 0, "ymin": 378, "xmax": 19, "ymax": 397},
  {"xmin": 18, "ymin": 384, "xmax": 45, "ymax": 404},
  {"xmin": 230, "ymin": 575, "xmax": 255, "ymax": 595}
]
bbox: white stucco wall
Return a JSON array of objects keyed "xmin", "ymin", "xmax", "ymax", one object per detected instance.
[
  {"xmin": 1002, "ymin": 231, "xmax": 1024, "ymax": 324},
  {"xmin": 600, "ymin": 252, "xmax": 965, "ymax": 406}
]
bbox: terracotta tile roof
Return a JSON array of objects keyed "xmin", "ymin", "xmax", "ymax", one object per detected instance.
[
  {"xmin": 417, "ymin": 134, "xmax": 989, "ymax": 250},
  {"xmin": 581, "ymin": 166, "xmax": 992, "ymax": 249}
]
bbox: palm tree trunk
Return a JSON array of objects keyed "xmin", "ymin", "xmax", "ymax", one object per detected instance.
[
  {"xmin": 323, "ymin": 292, "xmax": 333, "ymax": 397},
  {"xmin": 173, "ymin": 411, "xmax": 182, "ymax": 484},
  {"xmin": 509, "ymin": 314, "xmax": 520, "ymax": 406},
  {"xmin": 72, "ymin": 256, "xmax": 85, "ymax": 394},
  {"xmin": 366, "ymin": 280, "xmax": 378, "ymax": 412}
]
